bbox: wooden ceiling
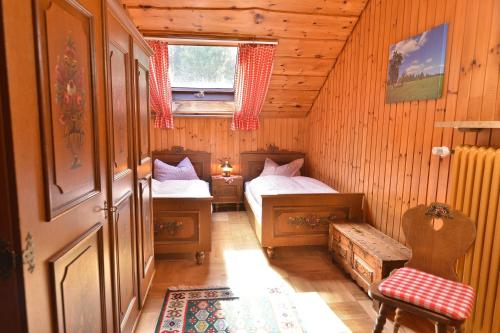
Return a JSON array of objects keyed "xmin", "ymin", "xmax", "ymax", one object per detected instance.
[{"xmin": 122, "ymin": 0, "xmax": 368, "ymax": 117}]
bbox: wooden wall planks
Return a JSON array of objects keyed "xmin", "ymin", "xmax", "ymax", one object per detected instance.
[
  {"xmin": 152, "ymin": 118, "xmax": 308, "ymax": 175},
  {"xmin": 307, "ymin": 0, "xmax": 500, "ymax": 244}
]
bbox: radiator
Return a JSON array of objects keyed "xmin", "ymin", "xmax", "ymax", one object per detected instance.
[{"xmin": 449, "ymin": 146, "xmax": 500, "ymax": 333}]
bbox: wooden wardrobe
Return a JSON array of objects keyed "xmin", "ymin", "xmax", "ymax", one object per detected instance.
[
  {"xmin": 105, "ymin": 1, "xmax": 155, "ymax": 332},
  {"xmin": 1, "ymin": 0, "xmax": 154, "ymax": 332}
]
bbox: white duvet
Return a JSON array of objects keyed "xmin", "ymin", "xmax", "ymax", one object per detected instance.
[
  {"xmin": 152, "ymin": 179, "xmax": 211, "ymax": 198},
  {"xmin": 246, "ymin": 175, "xmax": 337, "ymax": 206}
]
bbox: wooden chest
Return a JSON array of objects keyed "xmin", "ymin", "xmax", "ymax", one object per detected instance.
[{"xmin": 329, "ymin": 222, "xmax": 411, "ymax": 292}]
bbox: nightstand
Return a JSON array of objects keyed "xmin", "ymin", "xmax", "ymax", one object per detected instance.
[{"xmin": 211, "ymin": 175, "xmax": 243, "ymax": 211}]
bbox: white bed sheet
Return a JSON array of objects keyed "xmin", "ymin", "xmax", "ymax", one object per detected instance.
[
  {"xmin": 244, "ymin": 175, "xmax": 337, "ymax": 222},
  {"xmin": 246, "ymin": 175, "xmax": 337, "ymax": 206},
  {"xmin": 152, "ymin": 179, "xmax": 211, "ymax": 198}
]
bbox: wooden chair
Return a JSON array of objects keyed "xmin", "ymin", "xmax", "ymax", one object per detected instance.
[{"xmin": 368, "ymin": 203, "xmax": 476, "ymax": 333}]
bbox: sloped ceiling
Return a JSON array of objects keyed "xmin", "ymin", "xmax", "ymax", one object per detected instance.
[{"xmin": 122, "ymin": 0, "xmax": 369, "ymax": 117}]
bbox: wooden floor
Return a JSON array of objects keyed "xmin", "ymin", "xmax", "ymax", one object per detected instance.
[{"xmin": 135, "ymin": 212, "xmax": 433, "ymax": 333}]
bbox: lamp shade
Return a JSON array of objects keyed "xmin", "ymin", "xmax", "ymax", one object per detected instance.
[{"xmin": 220, "ymin": 160, "xmax": 233, "ymax": 177}]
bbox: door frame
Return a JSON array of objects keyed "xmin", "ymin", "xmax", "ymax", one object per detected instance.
[{"xmin": 0, "ymin": 2, "xmax": 28, "ymax": 330}]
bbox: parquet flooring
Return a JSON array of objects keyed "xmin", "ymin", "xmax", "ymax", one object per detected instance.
[{"xmin": 135, "ymin": 212, "xmax": 433, "ymax": 333}]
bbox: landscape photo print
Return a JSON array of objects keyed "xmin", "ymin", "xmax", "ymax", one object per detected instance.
[{"xmin": 386, "ymin": 23, "xmax": 448, "ymax": 104}]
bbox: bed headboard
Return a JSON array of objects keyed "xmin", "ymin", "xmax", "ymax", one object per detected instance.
[
  {"xmin": 240, "ymin": 145, "xmax": 306, "ymax": 181},
  {"xmin": 152, "ymin": 146, "xmax": 211, "ymax": 182}
]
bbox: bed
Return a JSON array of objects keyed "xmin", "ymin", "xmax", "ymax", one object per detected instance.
[
  {"xmin": 152, "ymin": 147, "xmax": 213, "ymax": 264},
  {"xmin": 241, "ymin": 149, "xmax": 364, "ymax": 258}
]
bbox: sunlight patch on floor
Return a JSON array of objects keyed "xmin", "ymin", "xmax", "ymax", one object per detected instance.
[
  {"xmin": 222, "ymin": 249, "xmax": 286, "ymax": 294},
  {"xmin": 293, "ymin": 292, "xmax": 352, "ymax": 333},
  {"xmin": 222, "ymin": 248, "xmax": 353, "ymax": 333}
]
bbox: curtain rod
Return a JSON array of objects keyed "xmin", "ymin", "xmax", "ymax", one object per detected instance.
[{"xmin": 144, "ymin": 36, "xmax": 278, "ymax": 45}]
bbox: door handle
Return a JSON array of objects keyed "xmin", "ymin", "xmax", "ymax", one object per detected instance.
[{"xmin": 95, "ymin": 201, "xmax": 117, "ymax": 218}]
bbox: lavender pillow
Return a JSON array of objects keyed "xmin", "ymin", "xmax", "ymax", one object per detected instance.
[
  {"xmin": 154, "ymin": 157, "xmax": 199, "ymax": 181},
  {"xmin": 259, "ymin": 157, "xmax": 304, "ymax": 177}
]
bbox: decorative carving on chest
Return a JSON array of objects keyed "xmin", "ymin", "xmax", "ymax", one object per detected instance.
[
  {"xmin": 353, "ymin": 256, "xmax": 374, "ymax": 282},
  {"xmin": 288, "ymin": 212, "xmax": 347, "ymax": 228},
  {"xmin": 154, "ymin": 221, "xmax": 184, "ymax": 236}
]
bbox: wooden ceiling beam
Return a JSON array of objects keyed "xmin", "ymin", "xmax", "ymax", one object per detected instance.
[
  {"xmin": 141, "ymin": 30, "xmax": 348, "ymax": 42},
  {"xmin": 122, "ymin": 0, "xmax": 368, "ymax": 17},
  {"xmin": 126, "ymin": 8, "xmax": 356, "ymax": 40}
]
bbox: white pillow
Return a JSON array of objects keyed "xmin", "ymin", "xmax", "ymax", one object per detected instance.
[
  {"xmin": 259, "ymin": 157, "xmax": 303, "ymax": 177},
  {"xmin": 153, "ymin": 157, "xmax": 199, "ymax": 181}
]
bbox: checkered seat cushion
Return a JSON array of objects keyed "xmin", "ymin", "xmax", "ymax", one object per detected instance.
[{"xmin": 378, "ymin": 267, "xmax": 475, "ymax": 320}]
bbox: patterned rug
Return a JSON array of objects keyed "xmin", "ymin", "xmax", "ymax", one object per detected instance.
[{"xmin": 155, "ymin": 286, "xmax": 304, "ymax": 333}]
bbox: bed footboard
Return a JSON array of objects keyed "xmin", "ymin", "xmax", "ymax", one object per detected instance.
[
  {"xmin": 260, "ymin": 193, "xmax": 364, "ymax": 255},
  {"xmin": 153, "ymin": 197, "xmax": 212, "ymax": 264}
]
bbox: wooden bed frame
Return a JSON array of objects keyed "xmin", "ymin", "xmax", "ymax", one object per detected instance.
[
  {"xmin": 241, "ymin": 147, "xmax": 364, "ymax": 258},
  {"xmin": 152, "ymin": 146, "xmax": 213, "ymax": 264}
]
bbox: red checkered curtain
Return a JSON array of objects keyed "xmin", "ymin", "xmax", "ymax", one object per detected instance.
[
  {"xmin": 147, "ymin": 40, "xmax": 174, "ymax": 129},
  {"xmin": 231, "ymin": 44, "xmax": 276, "ymax": 131}
]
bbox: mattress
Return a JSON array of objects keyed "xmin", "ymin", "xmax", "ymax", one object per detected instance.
[
  {"xmin": 152, "ymin": 179, "xmax": 211, "ymax": 198},
  {"xmin": 245, "ymin": 188, "xmax": 263, "ymax": 222},
  {"xmin": 244, "ymin": 175, "xmax": 337, "ymax": 219}
]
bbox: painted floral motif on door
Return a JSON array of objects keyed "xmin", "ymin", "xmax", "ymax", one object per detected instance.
[
  {"xmin": 35, "ymin": 0, "xmax": 100, "ymax": 220},
  {"xmin": 55, "ymin": 35, "xmax": 86, "ymax": 169}
]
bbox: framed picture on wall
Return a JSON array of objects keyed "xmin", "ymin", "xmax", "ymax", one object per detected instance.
[{"xmin": 386, "ymin": 23, "xmax": 448, "ymax": 104}]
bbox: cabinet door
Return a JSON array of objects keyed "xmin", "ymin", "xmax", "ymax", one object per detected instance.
[
  {"xmin": 132, "ymin": 42, "xmax": 154, "ymax": 306},
  {"xmin": 13, "ymin": 0, "xmax": 113, "ymax": 331},
  {"xmin": 107, "ymin": 10, "xmax": 139, "ymax": 333}
]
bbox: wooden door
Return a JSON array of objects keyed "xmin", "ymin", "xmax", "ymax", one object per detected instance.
[
  {"xmin": 106, "ymin": 9, "xmax": 139, "ymax": 333},
  {"xmin": 4, "ymin": 0, "xmax": 114, "ymax": 332},
  {"xmin": 132, "ymin": 41, "xmax": 155, "ymax": 306},
  {"xmin": 0, "ymin": 3, "xmax": 27, "ymax": 329}
]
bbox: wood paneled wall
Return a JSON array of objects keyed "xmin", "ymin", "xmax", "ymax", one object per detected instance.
[
  {"xmin": 307, "ymin": 0, "xmax": 500, "ymax": 243},
  {"xmin": 152, "ymin": 118, "xmax": 308, "ymax": 174}
]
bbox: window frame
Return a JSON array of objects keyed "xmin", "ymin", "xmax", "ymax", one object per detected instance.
[
  {"xmin": 148, "ymin": 36, "xmax": 277, "ymax": 117},
  {"xmin": 171, "ymin": 87, "xmax": 235, "ymax": 102}
]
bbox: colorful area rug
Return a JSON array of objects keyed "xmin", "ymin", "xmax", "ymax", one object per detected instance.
[{"xmin": 155, "ymin": 286, "xmax": 304, "ymax": 333}]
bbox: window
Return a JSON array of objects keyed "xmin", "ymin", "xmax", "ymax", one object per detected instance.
[
  {"xmin": 168, "ymin": 45, "xmax": 238, "ymax": 116},
  {"xmin": 169, "ymin": 45, "xmax": 237, "ymax": 89}
]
